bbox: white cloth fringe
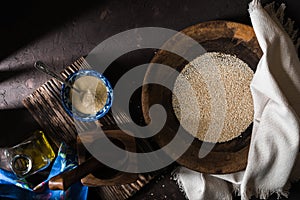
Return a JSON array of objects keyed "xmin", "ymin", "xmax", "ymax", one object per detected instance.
[
  {"xmin": 249, "ymin": 0, "xmax": 299, "ymax": 51},
  {"xmin": 173, "ymin": 1, "xmax": 300, "ymax": 200}
]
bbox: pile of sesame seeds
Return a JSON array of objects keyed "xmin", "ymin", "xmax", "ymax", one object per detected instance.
[{"xmin": 172, "ymin": 52, "xmax": 254, "ymax": 143}]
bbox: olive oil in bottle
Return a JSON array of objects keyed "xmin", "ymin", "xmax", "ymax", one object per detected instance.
[{"xmin": 4, "ymin": 131, "xmax": 55, "ymax": 178}]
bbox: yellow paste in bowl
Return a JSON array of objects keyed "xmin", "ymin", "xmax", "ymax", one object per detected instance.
[{"xmin": 70, "ymin": 76, "xmax": 108, "ymax": 115}]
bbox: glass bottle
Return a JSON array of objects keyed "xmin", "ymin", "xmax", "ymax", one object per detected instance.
[{"xmin": 0, "ymin": 131, "xmax": 55, "ymax": 178}]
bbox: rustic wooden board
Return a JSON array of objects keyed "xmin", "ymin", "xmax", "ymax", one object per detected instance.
[
  {"xmin": 23, "ymin": 57, "xmax": 155, "ymax": 200},
  {"xmin": 142, "ymin": 20, "xmax": 263, "ymax": 174}
]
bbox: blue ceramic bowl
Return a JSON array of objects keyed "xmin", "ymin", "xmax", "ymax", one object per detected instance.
[{"xmin": 61, "ymin": 70, "xmax": 113, "ymax": 122}]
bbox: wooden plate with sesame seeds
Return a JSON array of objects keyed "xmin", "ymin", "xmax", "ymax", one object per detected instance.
[{"xmin": 141, "ymin": 20, "xmax": 262, "ymax": 174}]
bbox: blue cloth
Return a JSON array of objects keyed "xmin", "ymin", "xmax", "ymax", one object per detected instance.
[{"xmin": 0, "ymin": 143, "xmax": 88, "ymax": 200}]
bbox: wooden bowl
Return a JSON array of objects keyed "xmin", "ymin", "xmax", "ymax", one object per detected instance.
[{"xmin": 141, "ymin": 20, "xmax": 262, "ymax": 174}]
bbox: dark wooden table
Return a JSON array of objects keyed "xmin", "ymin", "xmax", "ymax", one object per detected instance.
[{"xmin": 0, "ymin": 0, "xmax": 299, "ymax": 199}]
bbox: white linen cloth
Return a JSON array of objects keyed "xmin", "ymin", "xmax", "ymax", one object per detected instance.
[{"xmin": 174, "ymin": 0, "xmax": 300, "ymax": 199}]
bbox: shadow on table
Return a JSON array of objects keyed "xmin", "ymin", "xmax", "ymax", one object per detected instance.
[
  {"xmin": 0, "ymin": 108, "xmax": 40, "ymax": 147},
  {"xmin": 0, "ymin": 0, "xmax": 103, "ymax": 61}
]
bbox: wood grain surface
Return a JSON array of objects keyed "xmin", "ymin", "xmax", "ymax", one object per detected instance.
[
  {"xmin": 142, "ymin": 20, "xmax": 263, "ymax": 174},
  {"xmin": 23, "ymin": 57, "xmax": 155, "ymax": 200}
]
